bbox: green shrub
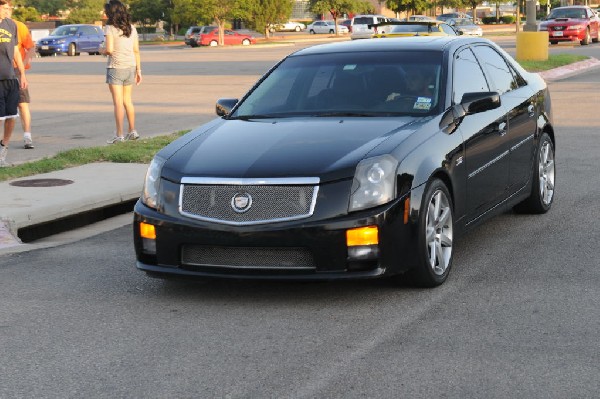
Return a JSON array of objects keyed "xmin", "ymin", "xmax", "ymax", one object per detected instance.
[{"xmin": 501, "ymin": 15, "xmax": 515, "ymax": 23}]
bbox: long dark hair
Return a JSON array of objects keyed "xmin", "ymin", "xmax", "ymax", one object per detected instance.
[{"xmin": 104, "ymin": 0, "xmax": 132, "ymax": 37}]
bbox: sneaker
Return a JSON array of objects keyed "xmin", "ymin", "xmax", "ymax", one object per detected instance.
[
  {"xmin": 0, "ymin": 145, "xmax": 8, "ymax": 167},
  {"xmin": 24, "ymin": 137, "xmax": 34, "ymax": 149},
  {"xmin": 125, "ymin": 130, "xmax": 139, "ymax": 141},
  {"xmin": 107, "ymin": 135, "xmax": 125, "ymax": 144}
]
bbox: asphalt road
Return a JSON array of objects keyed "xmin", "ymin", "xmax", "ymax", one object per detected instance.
[{"xmin": 1, "ymin": 37, "xmax": 600, "ymax": 397}]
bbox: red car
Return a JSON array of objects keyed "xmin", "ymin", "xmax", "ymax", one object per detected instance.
[
  {"xmin": 539, "ymin": 6, "xmax": 600, "ymax": 45},
  {"xmin": 198, "ymin": 29, "xmax": 256, "ymax": 46}
]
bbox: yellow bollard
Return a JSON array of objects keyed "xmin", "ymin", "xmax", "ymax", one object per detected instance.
[{"xmin": 516, "ymin": 31, "xmax": 549, "ymax": 61}]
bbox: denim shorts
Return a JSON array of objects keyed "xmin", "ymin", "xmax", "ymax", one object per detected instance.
[{"xmin": 106, "ymin": 67, "xmax": 136, "ymax": 86}]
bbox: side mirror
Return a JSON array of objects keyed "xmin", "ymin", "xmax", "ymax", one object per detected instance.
[
  {"xmin": 439, "ymin": 92, "xmax": 500, "ymax": 133},
  {"xmin": 461, "ymin": 91, "xmax": 501, "ymax": 114},
  {"xmin": 215, "ymin": 98, "xmax": 238, "ymax": 116}
]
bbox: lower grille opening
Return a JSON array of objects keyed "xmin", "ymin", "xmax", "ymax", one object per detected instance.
[{"xmin": 181, "ymin": 245, "xmax": 316, "ymax": 271}]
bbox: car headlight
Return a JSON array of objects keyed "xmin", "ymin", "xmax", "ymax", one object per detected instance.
[
  {"xmin": 568, "ymin": 25, "xmax": 584, "ymax": 30},
  {"xmin": 142, "ymin": 156, "xmax": 166, "ymax": 209},
  {"xmin": 349, "ymin": 155, "xmax": 398, "ymax": 212},
  {"xmin": 56, "ymin": 39, "xmax": 66, "ymax": 44}
]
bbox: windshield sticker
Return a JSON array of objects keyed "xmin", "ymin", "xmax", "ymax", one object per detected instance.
[
  {"xmin": 413, "ymin": 98, "xmax": 432, "ymax": 110},
  {"xmin": 343, "ymin": 64, "xmax": 357, "ymax": 71}
]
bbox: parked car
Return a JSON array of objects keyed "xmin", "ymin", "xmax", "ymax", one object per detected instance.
[
  {"xmin": 189, "ymin": 26, "xmax": 218, "ymax": 47},
  {"xmin": 306, "ymin": 20, "xmax": 349, "ymax": 34},
  {"xmin": 350, "ymin": 14, "xmax": 393, "ymax": 39},
  {"xmin": 269, "ymin": 21, "xmax": 306, "ymax": 32},
  {"xmin": 198, "ymin": 29, "xmax": 256, "ymax": 46},
  {"xmin": 134, "ymin": 36, "xmax": 555, "ymax": 287},
  {"xmin": 184, "ymin": 26, "xmax": 203, "ymax": 46},
  {"xmin": 36, "ymin": 24, "xmax": 104, "ymax": 57},
  {"xmin": 437, "ymin": 12, "xmax": 472, "ymax": 22},
  {"xmin": 447, "ymin": 18, "xmax": 483, "ymax": 36},
  {"xmin": 407, "ymin": 15, "xmax": 436, "ymax": 22},
  {"xmin": 372, "ymin": 21, "xmax": 458, "ymax": 38},
  {"xmin": 539, "ymin": 5, "xmax": 600, "ymax": 45}
]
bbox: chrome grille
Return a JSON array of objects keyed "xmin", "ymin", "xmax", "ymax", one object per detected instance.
[
  {"xmin": 179, "ymin": 177, "xmax": 319, "ymax": 225},
  {"xmin": 181, "ymin": 245, "xmax": 316, "ymax": 270}
]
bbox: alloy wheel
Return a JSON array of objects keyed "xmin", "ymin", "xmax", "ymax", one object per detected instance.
[
  {"xmin": 425, "ymin": 189, "xmax": 453, "ymax": 276},
  {"xmin": 538, "ymin": 140, "xmax": 555, "ymax": 206}
]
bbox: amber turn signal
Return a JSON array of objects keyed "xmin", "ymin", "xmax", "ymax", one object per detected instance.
[
  {"xmin": 346, "ymin": 226, "xmax": 379, "ymax": 247},
  {"xmin": 139, "ymin": 222, "xmax": 156, "ymax": 239}
]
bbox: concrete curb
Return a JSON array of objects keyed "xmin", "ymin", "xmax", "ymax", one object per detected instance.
[{"xmin": 538, "ymin": 57, "xmax": 600, "ymax": 81}]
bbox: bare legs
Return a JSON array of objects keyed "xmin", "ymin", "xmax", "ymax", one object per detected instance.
[{"xmin": 108, "ymin": 83, "xmax": 135, "ymax": 137}]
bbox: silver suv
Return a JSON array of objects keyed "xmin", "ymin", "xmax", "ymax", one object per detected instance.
[{"xmin": 350, "ymin": 14, "xmax": 393, "ymax": 39}]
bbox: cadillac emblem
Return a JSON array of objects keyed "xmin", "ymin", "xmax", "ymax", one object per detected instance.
[{"xmin": 231, "ymin": 192, "xmax": 252, "ymax": 213}]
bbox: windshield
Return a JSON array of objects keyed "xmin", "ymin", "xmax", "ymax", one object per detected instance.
[
  {"xmin": 51, "ymin": 26, "xmax": 80, "ymax": 36},
  {"xmin": 390, "ymin": 24, "xmax": 437, "ymax": 33},
  {"xmin": 231, "ymin": 51, "xmax": 443, "ymax": 118},
  {"xmin": 548, "ymin": 8, "xmax": 587, "ymax": 19}
]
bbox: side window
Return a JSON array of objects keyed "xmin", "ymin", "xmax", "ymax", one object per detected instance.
[
  {"xmin": 440, "ymin": 24, "xmax": 456, "ymax": 35},
  {"xmin": 471, "ymin": 45, "xmax": 518, "ymax": 94},
  {"xmin": 452, "ymin": 48, "xmax": 489, "ymax": 104}
]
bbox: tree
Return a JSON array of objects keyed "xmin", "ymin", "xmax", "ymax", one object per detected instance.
[
  {"xmin": 12, "ymin": 6, "xmax": 41, "ymax": 22},
  {"xmin": 170, "ymin": 0, "xmax": 207, "ymax": 33},
  {"xmin": 309, "ymin": 0, "xmax": 374, "ymax": 35},
  {"xmin": 129, "ymin": 0, "xmax": 166, "ymax": 39},
  {"xmin": 198, "ymin": 0, "xmax": 249, "ymax": 46},
  {"xmin": 19, "ymin": 0, "xmax": 66, "ymax": 16},
  {"xmin": 246, "ymin": 0, "xmax": 294, "ymax": 39},
  {"xmin": 64, "ymin": 0, "xmax": 104, "ymax": 24},
  {"xmin": 463, "ymin": 0, "xmax": 484, "ymax": 23}
]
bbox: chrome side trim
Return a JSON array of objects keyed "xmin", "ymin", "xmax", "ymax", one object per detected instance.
[
  {"xmin": 468, "ymin": 150, "xmax": 509, "ymax": 179},
  {"xmin": 510, "ymin": 134, "xmax": 534, "ymax": 151}
]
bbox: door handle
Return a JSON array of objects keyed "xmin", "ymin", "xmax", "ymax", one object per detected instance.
[
  {"xmin": 528, "ymin": 104, "xmax": 535, "ymax": 117},
  {"xmin": 498, "ymin": 121, "xmax": 507, "ymax": 136}
]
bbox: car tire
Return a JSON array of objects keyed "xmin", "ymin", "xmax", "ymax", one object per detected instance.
[
  {"xmin": 408, "ymin": 178, "xmax": 454, "ymax": 287},
  {"xmin": 550, "ymin": 41, "xmax": 558, "ymax": 45},
  {"xmin": 514, "ymin": 132, "xmax": 555, "ymax": 214},
  {"xmin": 242, "ymin": 38, "xmax": 251, "ymax": 45},
  {"xmin": 329, "ymin": 29, "xmax": 334, "ymax": 34},
  {"xmin": 581, "ymin": 28, "xmax": 591, "ymax": 45},
  {"xmin": 310, "ymin": 30, "xmax": 315, "ymax": 34},
  {"xmin": 209, "ymin": 40, "xmax": 218, "ymax": 47},
  {"xmin": 295, "ymin": 26, "xmax": 301, "ymax": 32},
  {"xmin": 67, "ymin": 43, "xmax": 76, "ymax": 56}
]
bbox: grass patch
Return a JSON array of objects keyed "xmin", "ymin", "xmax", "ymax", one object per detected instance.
[
  {"xmin": 0, "ymin": 131, "xmax": 187, "ymax": 182},
  {"xmin": 519, "ymin": 54, "xmax": 588, "ymax": 72}
]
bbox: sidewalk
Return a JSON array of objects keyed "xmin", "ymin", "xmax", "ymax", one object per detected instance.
[{"xmin": 1, "ymin": 52, "xmax": 599, "ymax": 251}]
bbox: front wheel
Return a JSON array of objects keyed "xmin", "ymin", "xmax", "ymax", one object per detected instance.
[
  {"xmin": 550, "ymin": 41, "xmax": 558, "ymax": 45},
  {"xmin": 309, "ymin": 29, "xmax": 316, "ymax": 34},
  {"xmin": 581, "ymin": 28, "xmax": 591, "ymax": 45},
  {"xmin": 241, "ymin": 38, "xmax": 250, "ymax": 45},
  {"xmin": 209, "ymin": 40, "xmax": 218, "ymax": 47},
  {"xmin": 409, "ymin": 179, "xmax": 454, "ymax": 287},
  {"xmin": 329, "ymin": 29, "xmax": 334, "ymax": 34},
  {"xmin": 514, "ymin": 132, "xmax": 555, "ymax": 214},
  {"xmin": 67, "ymin": 43, "xmax": 76, "ymax": 56},
  {"xmin": 295, "ymin": 26, "xmax": 301, "ymax": 32}
]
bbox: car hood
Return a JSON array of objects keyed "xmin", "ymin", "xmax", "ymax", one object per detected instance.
[{"xmin": 161, "ymin": 117, "xmax": 423, "ymax": 183}]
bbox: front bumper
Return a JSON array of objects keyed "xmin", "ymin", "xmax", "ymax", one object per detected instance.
[
  {"xmin": 133, "ymin": 194, "xmax": 418, "ymax": 281},
  {"xmin": 36, "ymin": 45, "xmax": 67, "ymax": 55},
  {"xmin": 545, "ymin": 28, "xmax": 585, "ymax": 42}
]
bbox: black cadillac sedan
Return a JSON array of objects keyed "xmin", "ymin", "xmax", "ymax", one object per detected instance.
[{"xmin": 133, "ymin": 37, "xmax": 555, "ymax": 287}]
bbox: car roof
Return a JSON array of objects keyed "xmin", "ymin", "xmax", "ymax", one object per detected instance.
[{"xmin": 291, "ymin": 36, "xmax": 487, "ymax": 56}]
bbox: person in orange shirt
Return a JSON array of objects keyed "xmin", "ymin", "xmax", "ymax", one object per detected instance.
[{"xmin": 8, "ymin": 4, "xmax": 35, "ymax": 149}]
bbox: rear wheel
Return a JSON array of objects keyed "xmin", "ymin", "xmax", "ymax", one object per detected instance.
[
  {"xmin": 209, "ymin": 40, "xmax": 218, "ymax": 47},
  {"xmin": 408, "ymin": 179, "xmax": 454, "ymax": 287},
  {"xmin": 67, "ymin": 43, "xmax": 76, "ymax": 56},
  {"xmin": 581, "ymin": 28, "xmax": 591, "ymax": 45},
  {"xmin": 295, "ymin": 26, "xmax": 301, "ymax": 32},
  {"xmin": 329, "ymin": 29, "xmax": 334, "ymax": 34},
  {"xmin": 242, "ymin": 38, "xmax": 250, "ymax": 45},
  {"xmin": 550, "ymin": 41, "xmax": 558, "ymax": 45},
  {"xmin": 309, "ymin": 29, "xmax": 316, "ymax": 34},
  {"xmin": 514, "ymin": 132, "xmax": 555, "ymax": 214}
]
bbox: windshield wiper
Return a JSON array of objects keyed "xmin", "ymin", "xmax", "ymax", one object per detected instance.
[
  {"xmin": 314, "ymin": 111, "xmax": 380, "ymax": 117},
  {"xmin": 228, "ymin": 114, "xmax": 277, "ymax": 120}
]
